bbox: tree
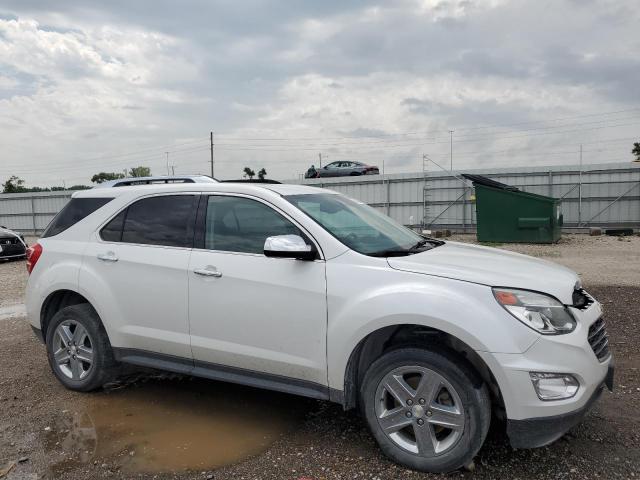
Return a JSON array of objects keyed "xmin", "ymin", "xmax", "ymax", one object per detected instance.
[
  {"xmin": 257, "ymin": 168, "xmax": 267, "ymax": 180},
  {"xmin": 633, "ymin": 142, "xmax": 640, "ymax": 162},
  {"xmin": 91, "ymin": 172, "xmax": 125, "ymax": 184},
  {"xmin": 68, "ymin": 185, "xmax": 92, "ymax": 191},
  {"xmin": 2, "ymin": 176, "xmax": 26, "ymax": 193},
  {"xmin": 243, "ymin": 167, "xmax": 256, "ymax": 180},
  {"xmin": 129, "ymin": 166, "xmax": 151, "ymax": 177}
]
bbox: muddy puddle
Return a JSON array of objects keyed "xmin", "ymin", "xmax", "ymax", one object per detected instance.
[{"xmin": 45, "ymin": 376, "xmax": 310, "ymax": 474}]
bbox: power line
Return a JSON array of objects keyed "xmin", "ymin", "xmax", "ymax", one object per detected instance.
[
  {"xmin": 3, "ymin": 145, "xmax": 211, "ymax": 175},
  {"xmin": 209, "ymin": 120, "xmax": 640, "ymax": 152},
  {"xmin": 211, "ymin": 117, "xmax": 640, "ymax": 150},
  {"xmin": 4, "ymin": 106, "xmax": 639, "ymax": 178},
  {"xmin": 214, "ymin": 107, "xmax": 640, "ymax": 140}
]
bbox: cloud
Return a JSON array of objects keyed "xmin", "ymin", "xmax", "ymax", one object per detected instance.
[{"xmin": 0, "ymin": 0, "xmax": 638, "ymax": 186}]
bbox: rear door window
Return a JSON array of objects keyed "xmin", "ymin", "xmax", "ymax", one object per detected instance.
[
  {"xmin": 42, "ymin": 197, "xmax": 113, "ymax": 238},
  {"xmin": 102, "ymin": 195, "xmax": 197, "ymax": 247}
]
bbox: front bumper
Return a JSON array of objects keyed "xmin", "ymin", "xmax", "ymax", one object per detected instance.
[
  {"xmin": 507, "ymin": 360, "xmax": 614, "ymax": 448},
  {"xmin": 478, "ymin": 300, "xmax": 612, "ymax": 418}
]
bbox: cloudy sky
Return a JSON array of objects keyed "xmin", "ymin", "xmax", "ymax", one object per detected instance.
[{"xmin": 1, "ymin": 0, "xmax": 639, "ymax": 186}]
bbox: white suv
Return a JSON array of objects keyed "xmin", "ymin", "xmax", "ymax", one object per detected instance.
[{"xmin": 25, "ymin": 183, "xmax": 614, "ymax": 473}]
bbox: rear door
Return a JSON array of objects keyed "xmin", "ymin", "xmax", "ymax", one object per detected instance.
[{"xmin": 80, "ymin": 193, "xmax": 198, "ymax": 359}]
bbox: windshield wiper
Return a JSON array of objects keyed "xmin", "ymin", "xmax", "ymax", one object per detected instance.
[
  {"xmin": 409, "ymin": 239, "xmax": 429, "ymax": 251},
  {"xmin": 369, "ymin": 237, "xmax": 444, "ymax": 257}
]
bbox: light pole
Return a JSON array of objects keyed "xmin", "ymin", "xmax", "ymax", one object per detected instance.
[{"xmin": 449, "ymin": 130, "xmax": 454, "ymax": 171}]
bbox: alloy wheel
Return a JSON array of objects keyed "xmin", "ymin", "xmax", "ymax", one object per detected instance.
[
  {"xmin": 374, "ymin": 365, "xmax": 465, "ymax": 456},
  {"xmin": 53, "ymin": 320, "xmax": 94, "ymax": 381}
]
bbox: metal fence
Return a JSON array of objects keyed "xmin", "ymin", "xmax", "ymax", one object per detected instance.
[
  {"xmin": 0, "ymin": 191, "xmax": 73, "ymax": 235},
  {"xmin": 297, "ymin": 162, "xmax": 640, "ymax": 231},
  {"xmin": 1, "ymin": 162, "xmax": 638, "ymax": 235}
]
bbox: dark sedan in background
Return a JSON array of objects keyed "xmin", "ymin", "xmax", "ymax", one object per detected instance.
[
  {"xmin": 305, "ymin": 161, "xmax": 379, "ymax": 178},
  {"xmin": 0, "ymin": 227, "xmax": 27, "ymax": 260}
]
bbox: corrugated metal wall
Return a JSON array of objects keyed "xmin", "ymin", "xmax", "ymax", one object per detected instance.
[
  {"xmin": 0, "ymin": 191, "xmax": 73, "ymax": 234},
  {"xmin": 297, "ymin": 162, "xmax": 640, "ymax": 230},
  {"xmin": 0, "ymin": 162, "xmax": 638, "ymax": 234}
]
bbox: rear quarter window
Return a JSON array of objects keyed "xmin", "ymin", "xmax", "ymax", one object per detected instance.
[{"xmin": 42, "ymin": 197, "xmax": 113, "ymax": 238}]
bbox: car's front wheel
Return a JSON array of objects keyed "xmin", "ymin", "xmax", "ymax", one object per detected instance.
[
  {"xmin": 45, "ymin": 304, "xmax": 118, "ymax": 391},
  {"xmin": 360, "ymin": 347, "xmax": 490, "ymax": 473}
]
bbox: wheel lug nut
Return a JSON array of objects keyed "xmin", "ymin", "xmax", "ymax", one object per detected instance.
[
  {"xmin": 417, "ymin": 419, "xmax": 424, "ymax": 426},
  {"xmin": 406, "ymin": 399, "xmax": 413, "ymax": 406},
  {"xmin": 419, "ymin": 398, "xmax": 426, "ymax": 405},
  {"xmin": 405, "ymin": 411, "xmax": 412, "ymax": 418},
  {"xmin": 426, "ymin": 410, "xmax": 432, "ymax": 417}
]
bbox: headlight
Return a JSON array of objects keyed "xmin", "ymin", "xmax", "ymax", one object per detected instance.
[{"xmin": 493, "ymin": 288, "xmax": 576, "ymax": 335}]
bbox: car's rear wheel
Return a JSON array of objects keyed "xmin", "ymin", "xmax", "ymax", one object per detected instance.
[
  {"xmin": 360, "ymin": 347, "xmax": 490, "ymax": 473},
  {"xmin": 45, "ymin": 304, "xmax": 118, "ymax": 391}
]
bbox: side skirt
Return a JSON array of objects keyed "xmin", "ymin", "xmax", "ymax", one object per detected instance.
[{"xmin": 112, "ymin": 347, "xmax": 333, "ymax": 401}]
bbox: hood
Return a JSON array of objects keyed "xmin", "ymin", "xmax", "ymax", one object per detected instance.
[
  {"xmin": 0, "ymin": 227, "xmax": 17, "ymax": 237},
  {"xmin": 387, "ymin": 241, "xmax": 580, "ymax": 305}
]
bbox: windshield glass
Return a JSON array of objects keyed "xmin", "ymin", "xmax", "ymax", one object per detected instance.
[{"xmin": 286, "ymin": 193, "xmax": 428, "ymax": 256}]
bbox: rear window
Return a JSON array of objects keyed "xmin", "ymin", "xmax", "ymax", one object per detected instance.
[
  {"xmin": 42, "ymin": 198, "xmax": 113, "ymax": 238},
  {"xmin": 100, "ymin": 195, "xmax": 197, "ymax": 247}
]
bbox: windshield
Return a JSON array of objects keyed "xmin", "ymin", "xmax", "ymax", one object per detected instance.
[{"xmin": 286, "ymin": 193, "xmax": 436, "ymax": 256}]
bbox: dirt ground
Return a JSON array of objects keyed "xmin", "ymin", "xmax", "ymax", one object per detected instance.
[{"xmin": 1, "ymin": 235, "xmax": 639, "ymax": 479}]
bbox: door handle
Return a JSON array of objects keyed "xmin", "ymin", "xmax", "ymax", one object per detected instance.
[
  {"xmin": 97, "ymin": 252, "xmax": 118, "ymax": 262},
  {"xmin": 194, "ymin": 267, "xmax": 222, "ymax": 278}
]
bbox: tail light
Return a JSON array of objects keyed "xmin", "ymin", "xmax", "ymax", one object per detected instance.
[{"xmin": 26, "ymin": 243, "xmax": 43, "ymax": 274}]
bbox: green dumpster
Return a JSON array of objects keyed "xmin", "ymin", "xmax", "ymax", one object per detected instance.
[{"xmin": 463, "ymin": 174, "xmax": 563, "ymax": 244}]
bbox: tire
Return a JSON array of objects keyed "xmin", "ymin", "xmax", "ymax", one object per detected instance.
[
  {"xmin": 45, "ymin": 303, "xmax": 119, "ymax": 392},
  {"xmin": 360, "ymin": 347, "xmax": 490, "ymax": 473}
]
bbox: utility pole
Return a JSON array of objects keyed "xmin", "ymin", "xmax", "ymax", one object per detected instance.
[
  {"xmin": 165, "ymin": 152, "xmax": 170, "ymax": 175},
  {"xmin": 449, "ymin": 130, "xmax": 454, "ymax": 171},
  {"xmin": 578, "ymin": 144, "xmax": 583, "ymax": 226},
  {"xmin": 214, "ymin": 132, "xmax": 219, "ymax": 177},
  {"xmin": 318, "ymin": 152, "xmax": 322, "ymax": 169}
]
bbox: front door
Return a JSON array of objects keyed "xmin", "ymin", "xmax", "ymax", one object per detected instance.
[{"xmin": 188, "ymin": 194, "xmax": 328, "ymax": 388}]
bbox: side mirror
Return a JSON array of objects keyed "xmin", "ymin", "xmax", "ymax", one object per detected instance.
[{"xmin": 264, "ymin": 235, "xmax": 316, "ymax": 260}]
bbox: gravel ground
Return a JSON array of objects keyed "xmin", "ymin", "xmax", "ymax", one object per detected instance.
[
  {"xmin": 1, "ymin": 236, "xmax": 639, "ymax": 479},
  {"xmin": 449, "ymin": 233, "xmax": 640, "ymax": 287},
  {"xmin": 0, "ymin": 260, "xmax": 27, "ymax": 309}
]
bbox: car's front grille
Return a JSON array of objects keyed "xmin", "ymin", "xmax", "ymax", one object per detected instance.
[
  {"xmin": 0, "ymin": 236, "xmax": 23, "ymax": 245},
  {"xmin": 588, "ymin": 317, "xmax": 610, "ymax": 362},
  {"xmin": 572, "ymin": 288, "xmax": 594, "ymax": 310}
]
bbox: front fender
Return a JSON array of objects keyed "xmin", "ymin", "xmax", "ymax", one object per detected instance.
[{"xmin": 325, "ymin": 254, "xmax": 539, "ymax": 391}]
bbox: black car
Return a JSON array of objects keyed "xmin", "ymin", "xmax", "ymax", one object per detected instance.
[
  {"xmin": 305, "ymin": 161, "xmax": 380, "ymax": 178},
  {"xmin": 0, "ymin": 227, "xmax": 27, "ymax": 260}
]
